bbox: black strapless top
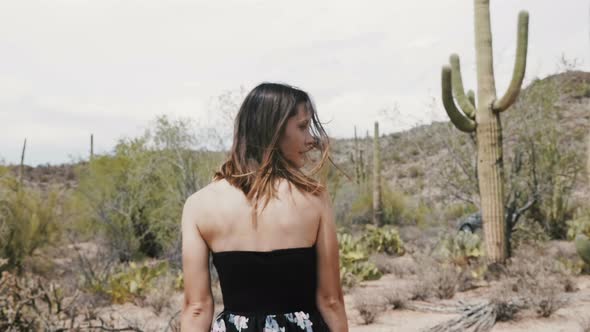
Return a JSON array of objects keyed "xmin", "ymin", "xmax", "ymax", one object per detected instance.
[{"xmin": 210, "ymin": 245, "xmax": 329, "ymax": 332}]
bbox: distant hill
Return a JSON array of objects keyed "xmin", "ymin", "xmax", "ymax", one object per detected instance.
[
  {"xmin": 7, "ymin": 71, "xmax": 590, "ymax": 209},
  {"xmin": 329, "ymin": 70, "xmax": 590, "ymax": 209}
]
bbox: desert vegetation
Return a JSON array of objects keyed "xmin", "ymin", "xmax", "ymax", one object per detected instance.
[{"xmin": 2, "ymin": 1, "xmax": 590, "ymax": 331}]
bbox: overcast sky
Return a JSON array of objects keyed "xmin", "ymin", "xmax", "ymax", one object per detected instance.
[{"xmin": 1, "ymin": 0, "xmax": 588, "ymax": 166}]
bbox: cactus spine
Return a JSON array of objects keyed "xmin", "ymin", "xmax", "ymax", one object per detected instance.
[
  {"xmin": 441, "ymin": 0, "xmax": 529, "ymax": 263},
  {"xmin": 373, "ymin": 121, "xmax": 383, "ymax": 226}
]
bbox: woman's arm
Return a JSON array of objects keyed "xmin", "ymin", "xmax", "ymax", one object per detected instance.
[
  {"xmin": 315, "ymin": 191, "xmax": 349, "ymax": 332},
  {"xmin": 180, "ymin": 194, "xmax": 214, "ymax": 332}
]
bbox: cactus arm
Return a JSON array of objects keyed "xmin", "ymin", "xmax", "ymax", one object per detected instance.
[
  {"xmin": 442, "ymin": 66, "xmax": 476, "ymax": 133},
  {"xmin": 493, "ymin": 11, "xmax": 529, "ymax": 112},
  {"xmin": 467, "ymin": 90, "xmax": 476, "ymax": 109},
  {"xmin": 450, "ymin": 54, "xmax": 476, "ymax": 119}
]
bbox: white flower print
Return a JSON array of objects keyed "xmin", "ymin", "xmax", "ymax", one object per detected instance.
[
  {"xmin": 229, "ymin": 314, "xmax": 249, "ymax": 332},
  {"xmin": 285, "ymin": 311, "xmax": 313, "ymax": 331},
  {"xmin": 211, "ymin": 319, "xmax": 226, "ymax": 332},
  {"xmin": 264, "ymin": 315, "xmax": 283, "ymax": 332}
]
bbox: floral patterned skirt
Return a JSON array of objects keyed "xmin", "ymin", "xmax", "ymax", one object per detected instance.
[{"xmin": 211, "ymin": 309, "xmax": 329, "ymax": 332}]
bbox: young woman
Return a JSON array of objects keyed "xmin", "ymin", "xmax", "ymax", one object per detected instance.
[{"xmin": 180, "ymin": 83, "xmax": 348, "ymax": 332}]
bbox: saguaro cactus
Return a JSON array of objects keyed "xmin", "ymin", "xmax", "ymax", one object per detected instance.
[
  {"xmin": 354, "ymin": 126, "xmax": 361, "ymax": 185},
  {"xmin": 19, "ymin": 138, "xmax": 27, "ymax": 188},
  {"xmin": 373, "ymin": 121, "xmax": 383, "ymax": 226},
  {"xmin": 575, "ymin": 134, "xmax": 590, "ymax": 266},
  {"xmin": 441, "ymin": 0, "xmax": 529, "ymax": 263}
]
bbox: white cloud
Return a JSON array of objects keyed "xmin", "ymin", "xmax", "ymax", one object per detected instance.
[{"xmin": 0, "ymin": 0, "xmax": 588, "ymax": 165}]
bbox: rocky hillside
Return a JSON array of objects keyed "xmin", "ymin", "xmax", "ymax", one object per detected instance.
[{"xmin": 331, "ymin": 70, "xmax": 590, "ymax": 209}]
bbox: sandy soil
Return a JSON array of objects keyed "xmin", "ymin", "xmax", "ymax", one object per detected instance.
[{"xmin": 347, "ymin": 274, "xmax": 590, "ymax": 332}]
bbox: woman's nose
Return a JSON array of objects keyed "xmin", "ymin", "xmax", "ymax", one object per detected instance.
[{"xmin": 306, "ymin": 136, "xmax": 318, "ymax": 149}]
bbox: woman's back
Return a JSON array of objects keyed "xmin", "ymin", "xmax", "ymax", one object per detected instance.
[
  {"xmin": 196, "ymin": 178, "xmax": 321, "ymax": 253},
  {"xmin": 192, "ymin": 179, "xmax": 331, "ymax": 331}
]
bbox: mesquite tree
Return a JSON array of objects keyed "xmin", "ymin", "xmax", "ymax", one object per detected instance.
[{"xmin": 441, "ymin": 0, "xmax": 529, "ymax": 263}]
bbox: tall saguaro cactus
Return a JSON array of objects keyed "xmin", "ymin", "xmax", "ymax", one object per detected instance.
[
  {"xmin": 19, "ymin": 138, "xmax": 27, "ymax": 188},
  {"xmin": 354, "ymin": 126, "xmax": 361, "ymax": 185},
  {"xmin": 441, "ymin": 0, "xmax": 529, "ymax": 263},
  {"xmin": 373, "ymin": 121, "xmax": 383, "ymax": 226}
]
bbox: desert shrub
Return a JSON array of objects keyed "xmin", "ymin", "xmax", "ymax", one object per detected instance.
[
  {"xmin": 411, "ymin": 253, "xmax": 462, "ymax": 300},
  {"xmin": 174, "ymin": 269, "xmax": 184, "ymax": 291},
  {"xmin": 144, "ymin": 272, "xmax": 177, "ymax": 316},
  {"xmin": 352, "ymin": 290, "xmax": 386, "ymax": 325},
  {"xmin": 0, "ymin": 174, "xmax": 63, "ymax": 273},
  {"xmin": 407, "ymin": 165, "xmax": 423, "ymax": 178},
  {"xmin": 381, "ymin": 287, "xmax": 410, "ymax": 310},
  {"xmin": 349, "ymin": 186, "xmax": 407, "ymax": 225},
  {"xmin": 443, "ymin": 202, "xmax": 478, "ymax": 222},
  {"xmin": 348, "ymin": 185, "xmax": 431, "ymax": 226},
  {"xmin": 74, "ymin": 116, "xmax": 223, "ymax": 262},
  {"xmin": 370, "ymin": 253, "xmax": 393, "ymax": 274},
  {"xmin": 490, "ymin": 289, "xmax": 525, "ymax": 322},
  {"xmin": 511, "ymin": 218, "xmax": 550, "ymax": 250},
  {"xmin": 578, "ymin": 315, "xmax": 590, "ymax": 332},
  {"xmin": 501, "ymin": 245, "xmax": 571, "ymax": 317},
  {"xmin": 384, "ymin": 255, "xmax": 417, "ymax": 278},
  {"xmin": 567, "ymin": 207, "xmax": 590, "ymax": 239},
  {"xmin": 0, "ymin": 271, "xmax": 80, "ymax": 331},
  {"xmin": 0, "ymin": 269, "xmax": 146, "ymax": 331},
  {"xmin": 89, "ymin": 261, "xmax": 168, "ymax": 304}
]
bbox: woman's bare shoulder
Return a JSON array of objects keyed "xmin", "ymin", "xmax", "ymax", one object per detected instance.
[{"xmin": 184, "ymin": 179, "xmax": 238, "ymax": 213}]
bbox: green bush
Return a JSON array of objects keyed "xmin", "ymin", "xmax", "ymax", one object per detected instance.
[
  {"xmin": 349, "ymin": 185, "xmax": 425, "ymax": 226},
  {"xmin": 443, "ymin": 202, "xmax": 478, "ymax": 222},
  {"xmin": 89, "ymin": 261, "xmax": 168, "ymax": 304},
  {"xmin": 511, "ymin": 218, "xmax": 550, "ymax": 249},
  {"xmin": 0, "ymin": 174, "xmax": 63, "ymax": 273},
  {"xmin": 73, "ymin": 115, "xmax": 223, "ymax": 261}
]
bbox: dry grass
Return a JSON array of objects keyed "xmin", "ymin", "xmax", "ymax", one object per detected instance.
[
  {"xmin": 577, "ymin": 315, "xmax": 590, "ymax": 332},
  {"xmin": 498, "ymin": 244, "xmax": 573, "ymax": 318},
  {"xmin": 144, "ymin": 274, "xmax": 175, "ymax": 316},
  {"xmin": 370, "ymin": 253, "xmax": 418, "ymax": 278},
  {"xmin": 352, "ymin": 290, "xmax": 387, "ymax": 325},
  {"xmin": 381, "ymin": 287, "xmax": 410, "ymax": 310},
  {"xmin": 411, "ymin": 254, "xmax": 461, "ymax": 300}
]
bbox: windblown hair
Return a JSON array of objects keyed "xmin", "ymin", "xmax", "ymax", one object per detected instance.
[{"xmin": 214, "ymin": 83, "xmax": 331, "ymax": 217}]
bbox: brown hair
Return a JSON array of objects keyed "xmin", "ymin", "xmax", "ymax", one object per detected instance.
[{"xmin": 213, "ymin": 83, "xmax": 331, "ymax": 220}]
